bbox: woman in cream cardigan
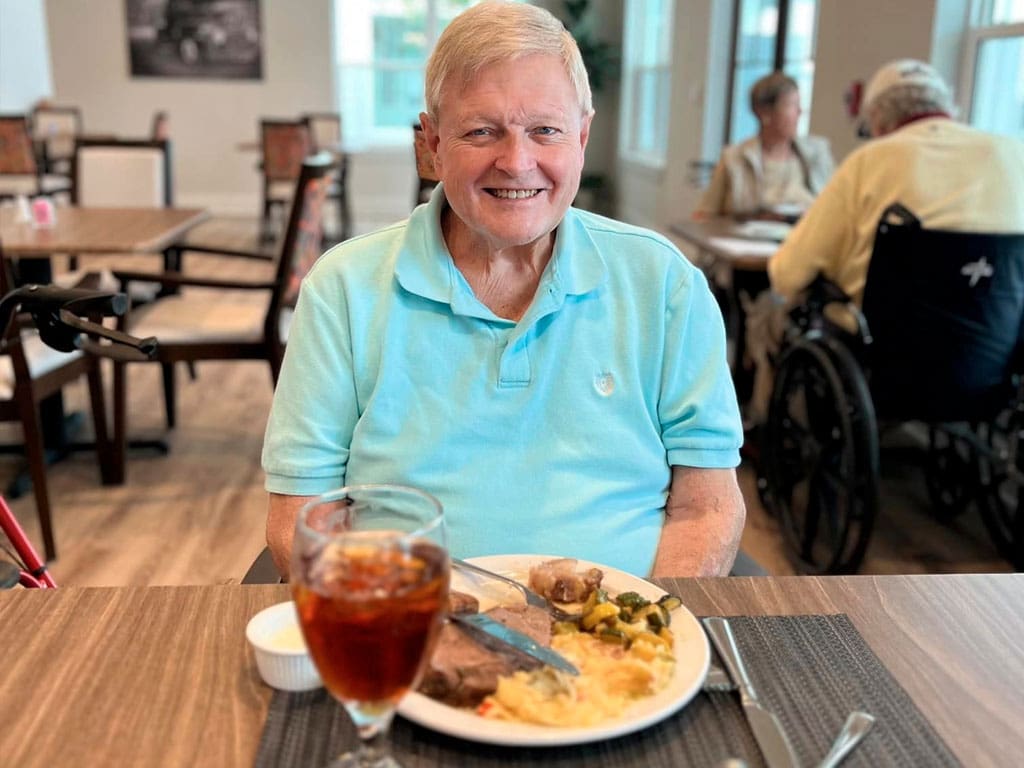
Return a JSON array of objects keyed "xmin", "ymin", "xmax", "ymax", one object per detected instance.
[{"xmin": 696, "ymin": 71, "xmax": 833, "ymax": 219}]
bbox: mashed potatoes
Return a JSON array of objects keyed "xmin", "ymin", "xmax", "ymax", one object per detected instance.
[{"xmin": 478, "ymin": 631, "xmax": 675, "ymax": 727}]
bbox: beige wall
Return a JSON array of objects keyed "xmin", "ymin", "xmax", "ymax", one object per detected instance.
[
  {"xmin": 810, "ymin": 0, "xmax": 940, "ymax": 160},
  {"xmin": 45, "ymin": 0, "xmax": 335, "ymax": 215}
]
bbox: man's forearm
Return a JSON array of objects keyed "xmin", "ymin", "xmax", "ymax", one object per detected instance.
[
  {"xmin": 651, "ymin": 467, "xmax": 746, "ymax": 577},
  {"xmin": 266, "ymin": 493, "xmax": 315, "ymax": 580}
]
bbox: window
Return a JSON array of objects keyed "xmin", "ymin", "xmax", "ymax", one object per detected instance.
[
  {"xmin": 725, "ymin": 0, "xmax": 819, "ymax": 144},
  {"xmin": 961, "ymin": 0, "xmax": 1024, "ymax": 139},
  {"xmin": 334, "ymin": 0, "xmax": 502, "ymax": 150},
  {"xmin": 619, "ymin": 0, "xmax": 674, "ymax": 166}
]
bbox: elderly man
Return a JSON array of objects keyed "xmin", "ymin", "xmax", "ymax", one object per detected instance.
[
  {"xmin": 262, "ymin": 1, "xmax": 744, "ymax": 579},
  {"xmin": 769, "ymin": 58, "xmax": 1024, "ymax": 305}
]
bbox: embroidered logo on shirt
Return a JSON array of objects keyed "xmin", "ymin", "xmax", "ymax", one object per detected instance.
[
  {"xmin": 594, "ymin": 372, "xmax": 615, "ymax": 396},
  {"xmin": 961, "ymin": 257, "xmax": 994, "ymax": 287}
]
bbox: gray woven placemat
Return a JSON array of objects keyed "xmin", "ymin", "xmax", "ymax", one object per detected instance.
[{"xmin": 254, "ymin": 614, "xmax": 961, "ymax": 768}]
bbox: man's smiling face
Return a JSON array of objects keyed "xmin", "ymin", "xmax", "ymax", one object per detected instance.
[{"xmin": 422, "ymin": 53, "xmax": 592, "ymax": 253}]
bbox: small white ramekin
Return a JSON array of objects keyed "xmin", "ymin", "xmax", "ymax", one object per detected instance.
[{"xmin": 245, "ymin": 601, "xmax": 323, "ymax": 691}]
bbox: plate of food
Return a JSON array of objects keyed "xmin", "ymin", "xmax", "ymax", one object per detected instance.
[{"xmin": 397, "ymin": 554, "xmax": 710, "ymax": 746}]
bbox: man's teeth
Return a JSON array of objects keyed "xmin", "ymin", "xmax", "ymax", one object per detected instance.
[{"xmin": 490, "ymin": 189, "xmax": 540, "ymax": 199}]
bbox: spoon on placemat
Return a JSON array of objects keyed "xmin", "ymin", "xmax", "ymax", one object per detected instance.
[{"xmin": 817, "ymin": 711, "xmax": 876, "ymax": 768}]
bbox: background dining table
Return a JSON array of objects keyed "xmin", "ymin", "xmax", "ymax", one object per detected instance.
[
  {"xmin": 1, "ymin": 573, "xmax": 1021, "ymax": 767},
  {"xmin": 670, "ymin": 216, "xmax": 785, "ymax": 401},
  {"xmin": 0, "ymin": 205, "xmax": 208, "ymax": 257}
]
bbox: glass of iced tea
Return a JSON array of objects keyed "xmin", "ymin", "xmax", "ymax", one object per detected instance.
[{"xmin": 291, "ymin": 484, "xmax": 449, "ymax": 768}]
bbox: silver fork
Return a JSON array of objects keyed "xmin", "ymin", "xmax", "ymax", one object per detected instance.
[{"xmin": 450, "ymin": 557, "xmax": 583, "ymax": 621}]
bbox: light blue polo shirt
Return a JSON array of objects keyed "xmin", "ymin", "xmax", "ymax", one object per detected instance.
[{"xmin": 262, "ymin": 185, "xmax": 741, "ymax": 576}]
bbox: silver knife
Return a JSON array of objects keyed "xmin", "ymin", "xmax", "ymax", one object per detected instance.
[
  {"xmin": 450, "ymin": 612, "xmax": 580, "ymax": 676},
  {"xmin": 703, "ymin": 617, "xmax": 800, "ymax": 768}
]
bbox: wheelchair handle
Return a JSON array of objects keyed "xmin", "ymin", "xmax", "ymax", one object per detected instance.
[{"xmin": 0, "ymin": 284, "xmax": 158, "ymax": 362}]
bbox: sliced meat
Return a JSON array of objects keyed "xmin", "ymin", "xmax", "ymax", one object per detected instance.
[
  {"xmin": 418, "ymin": 604, "xmax": 553, "ymax": 707},
  {"xmin": 448, "ymin": 590, "xmax": 479, "ymax": 614},
  {"xmin": 418, "ymin": 622, "xmax": 541, "ymax": 707},
  {"xmin": 484, "ymin": 603, "xmax": 552, "ymax": 646},
  {"xmin": 528, "ymin": 558, "xmax": 603, "ymax": 603}
]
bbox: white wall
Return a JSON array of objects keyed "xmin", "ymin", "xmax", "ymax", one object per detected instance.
[
  {"xmin": 45, "ymin": 0, "xmax": 335, "ymax": 214},
  {"xmin": 43, "ymin": 0, "xmax": 412, "ymax": 228},
  {"xmin": 0, "ymin": 0, "xmax": 53, "ymax": 111}
]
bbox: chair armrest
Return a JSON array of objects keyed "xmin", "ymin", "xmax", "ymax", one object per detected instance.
[
  {"xmin": 174, "ymin": 242, "xmax": 276, "ymax": 261},
  {"xmin": 112, "ymin": 269, "xmax": 276, "ymax": 292}
]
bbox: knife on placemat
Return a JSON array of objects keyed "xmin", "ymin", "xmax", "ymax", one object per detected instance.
[
  {"xmin": 703, "ymin": 617, "xmax": 800, "ymax": 768},
  {"xmin": 450, "ymin": 612, "xmax": 580, "ymax": 676}
]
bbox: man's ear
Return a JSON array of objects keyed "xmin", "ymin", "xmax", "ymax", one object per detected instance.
[
  {"xmin": 579, "ymin": 110, "xmax": 594, "ymax": 155},
  {"xmin": 419, "ymin": 112, "xmax": 442, "ymax": 178},
  {"xmin": 419, "ymin": 112, "xmax": 440, "ymax": 152}
]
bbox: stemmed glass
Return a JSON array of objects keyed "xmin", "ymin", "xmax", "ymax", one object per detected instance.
[{"xmin": 292, "ymin": 484, "xmax": 450, "ymax": 768}]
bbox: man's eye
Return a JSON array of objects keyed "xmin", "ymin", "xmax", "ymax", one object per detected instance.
[
  {"xmin": 468, "ymin": 128, "xmax": 491, "ymax": 137},
  {"xmin": 534, "ymin": 127, "xmax": 559, "ymax": 136}
]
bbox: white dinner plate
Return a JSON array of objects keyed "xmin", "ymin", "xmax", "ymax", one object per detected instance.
[{"xmin": 397, "ymin": 554, "xmax": 710, "ymax": 747}]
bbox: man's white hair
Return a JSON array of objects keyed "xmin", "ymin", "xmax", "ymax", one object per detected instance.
[{"xmin": 424, "ymin": 0, "xmax": 593, "ymax": 122}]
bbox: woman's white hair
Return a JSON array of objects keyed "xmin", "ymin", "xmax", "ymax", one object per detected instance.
[{"xmin": 424, "ymin": 1, "xmax": 593, "ymax": 121}]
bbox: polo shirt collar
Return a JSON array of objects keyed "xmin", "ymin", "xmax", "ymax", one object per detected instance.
[{"xmin": 394, "ymin": 183, "xmax": 607, "ymax": 313}]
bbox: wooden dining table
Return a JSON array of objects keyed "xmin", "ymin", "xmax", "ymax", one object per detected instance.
[
  {"xmin": 0, "ymin": 205, "xmax": 208, "ymax": 256},
  {"xmin": 0, "ymin": 205, "xmax": 209, "ymax": 473},
  {"xmin": 1, "ymin": 573, "xmax": 1021, "ymax": 767}
]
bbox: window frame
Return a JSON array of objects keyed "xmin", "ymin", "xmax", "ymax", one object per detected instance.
[
  {"xmin": 618, "ymin": 0, "xmax": 675, "ymax": 169},
  {"xmin": 958, "ymin": 21, "xmax": 1024, "ymax": 127},
  {"xmin": 723, "ymin": 0, "xmax": 819, "ymax": 144}
]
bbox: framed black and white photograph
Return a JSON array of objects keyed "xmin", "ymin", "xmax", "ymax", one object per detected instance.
[{"xmin": 126, "ymin": 0, "xmax": 263, "ymax": 80}]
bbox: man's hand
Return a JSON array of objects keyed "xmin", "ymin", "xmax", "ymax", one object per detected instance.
[
  {"xmin": 266, "ymin": 493, "xmax": 315, "ymax": 580},
  {"xmin": 652, "ymin": 466, "xmax": 746, "ymax": 577}
]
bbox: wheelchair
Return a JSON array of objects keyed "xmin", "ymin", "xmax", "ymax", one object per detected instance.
[{"xmin": 759, "ymin": 204, "xmax": 1024, "ymax": 574}]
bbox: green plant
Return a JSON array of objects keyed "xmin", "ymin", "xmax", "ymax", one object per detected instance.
[{"xmin": 563, "ymin": 0, "xmax": 620, "ymax": 92}]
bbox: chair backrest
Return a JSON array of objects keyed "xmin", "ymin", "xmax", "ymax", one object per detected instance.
[
  {"xmin": 861, "ymin": 204, "xmax": 1024, "ymax": 421},
  {"xmin": 260, "ymin": 119, "xmax": 312, "ymax": 182},
  {"xmin": 302, "ymin": 113, "xmax": 341, "ymax": 151},
  {"xmin": 0, "ymin": 116, "xmax": 39, "ymax": 175},
  {"xmin": 270, "ymin": 153, "xmax": 335, "ymax": 325},
  {"xmin": 72, "ymin": 138, "xmax": 172, "ymax": 207},
  {"xmin": 30, "ymin": 105, "xmax": 81, "ymax": 162}
]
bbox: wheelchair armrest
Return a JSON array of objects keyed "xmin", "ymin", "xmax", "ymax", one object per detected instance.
[{"xmin": 790, "ymin": 275, "xmax": 873, "ymax": 347}]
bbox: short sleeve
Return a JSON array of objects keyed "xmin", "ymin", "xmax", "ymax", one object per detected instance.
[
  {"xmin": 261, "ymin": 278, "xmax": 358, "ymax": 495},
  {"xmin": 658, "ymin": 266, "xmax": 743, "ymax": 468}
]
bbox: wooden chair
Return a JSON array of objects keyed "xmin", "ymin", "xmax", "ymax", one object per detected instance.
[
  {"xmin": 0, "ymin": 254, "xmax": 113, "ymax": 561},
  {"xmin": 413, "ymin": 123, "xmax": 439, "ymax": 208},
  {"xmin": 56, "ymin": 137, "xmax": 176, "ymax": 289},
  {"xmin": 30, "ymin": 105, "xmax": 81, "ymax": 176},
  {"xmin": 302, "ymin": 112, "xmax": 351, "ymax": 241},
  {"xmin": 0, "ymin": 115, "xmax": 71, "ymax": 200},
  {"xmin": 109, "ymin": 154, "xmax": 335, "ymax": 483},
  {"xmin": 259, "ymin": 119, "xmax": 312, "ymax": 242}
]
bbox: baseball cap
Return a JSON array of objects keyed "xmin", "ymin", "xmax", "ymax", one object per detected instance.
[{"xmin": 861, "ymin": 59, "xmax": 950, "ymax": 114}]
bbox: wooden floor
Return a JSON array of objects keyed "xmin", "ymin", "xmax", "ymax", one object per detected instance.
[{"xmin": 1, "ymin": 222, "xmax": 1014, "ymax": 586}]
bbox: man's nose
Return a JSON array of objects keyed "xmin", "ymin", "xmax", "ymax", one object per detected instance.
[{"xmin": 494, "ymin": 132, "xmax": 536, "ymax": 175}]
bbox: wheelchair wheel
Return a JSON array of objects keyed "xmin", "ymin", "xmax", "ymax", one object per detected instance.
[
  {"xmin": 762, "ymin": 337, "xmax": 879, "ymax": 574},
  {"xmin": 925, "ymin": 425, "xmax": 977, "ymax": 521},
  {"xmin": 977, "ymin": 409, "xmax": 1024, "ymax": 569}
]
